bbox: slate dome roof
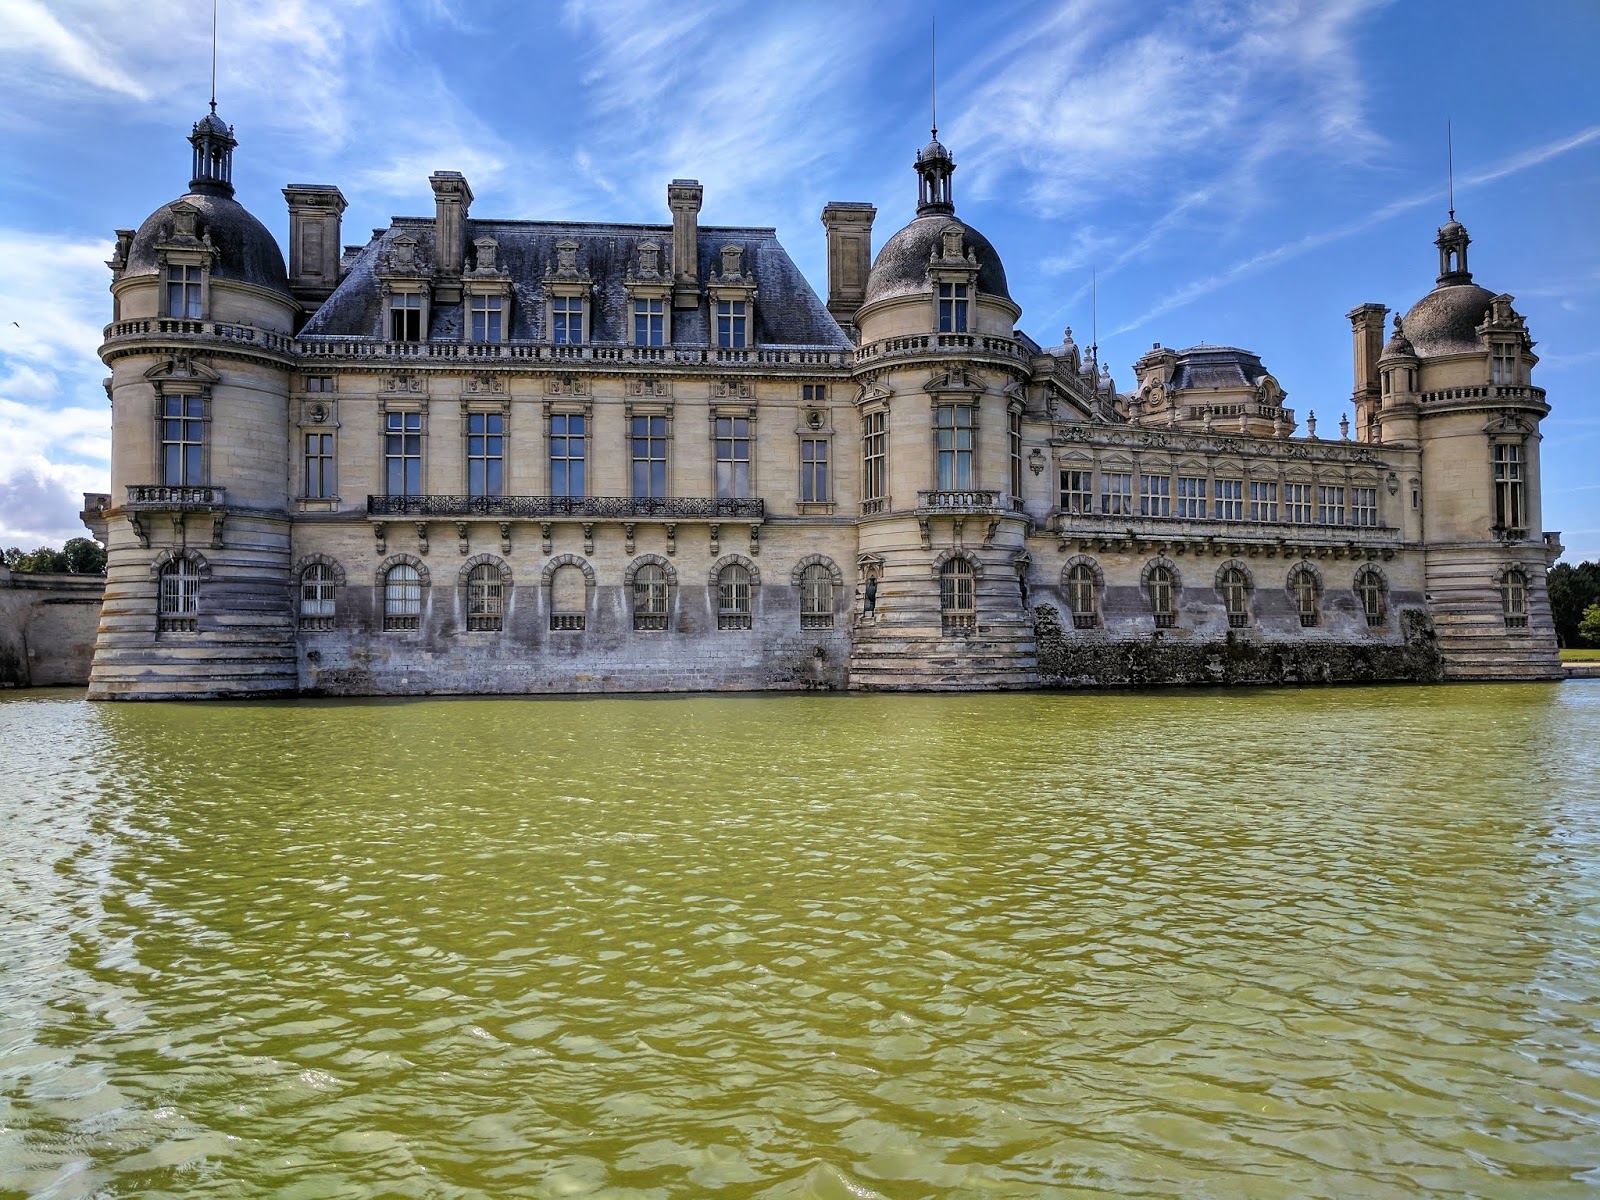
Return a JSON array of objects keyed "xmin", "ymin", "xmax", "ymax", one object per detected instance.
[
  {"xmin": 1401, "ymin": 283, "xmax": 1496, "ymax": 357},
  {"xmin": 123, "ymin": 191, "xmax": 290, "ymax": 297},
  {"xmin": 862, "ymin": 215, "xmax": 1011, "ymax": 307}
]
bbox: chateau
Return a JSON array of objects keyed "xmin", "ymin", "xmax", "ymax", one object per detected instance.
[{"xmin": 84, "ymin": 107, "xmax": 1563, "ymax": 698}]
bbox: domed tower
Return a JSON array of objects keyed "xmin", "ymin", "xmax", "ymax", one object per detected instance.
[
  {"xmin": 90, "ymin": 107, "xmax": 301, "ymax": 698},
  {"xmin": 1382, "ymin": 215, "xmax": 1560, "ymax": 678},
  {"xmin": 846, "ymin": 132, "xmax": 1036, "ymax": 689}
]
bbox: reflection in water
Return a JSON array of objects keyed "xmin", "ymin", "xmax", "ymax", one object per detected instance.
[{"xmin": 2, "ymin": 684, "xmax": 1599, "ymax": 1197}]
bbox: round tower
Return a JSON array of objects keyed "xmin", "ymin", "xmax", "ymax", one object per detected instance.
[
  {"xmin": 1401, "ymin": 215, "xmax": 1560, "ymax": 679},
  {"xmin": 846, "ymin": 133, "xmax": 1035, "ymax": 689},
  {"xmin": 90, "ymin": 107, "xmax": 301, "ymax": 698}
]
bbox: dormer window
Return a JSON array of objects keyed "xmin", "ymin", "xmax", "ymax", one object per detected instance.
[
  {"xmin": 938, "ymin": 282, "xmax": 968, "ymax": 333},
  {"xmin": 634, "ymin": 298, "xmax": 665, "ymax": 347},
  {"xmin": 166, "ymin": 264, "xmax": 203, "ymax": 319},
  {"xmin": 469, "ymin": 293, "xmax": 503, "ymax": 343},
  {"xmin": 389, "ymin": 292, "xmax": 423, "ymax": 341},
  {"xmin": 1491, "ymin": 342, "xmax": 1518, "ymax": 386},
  {"xmin": 716, "ymin": 300, "xmax": 748, "ymax": 348},
  {"xmin": 552, "ymin": 296, "xmax": 584, "ymax": 345}
]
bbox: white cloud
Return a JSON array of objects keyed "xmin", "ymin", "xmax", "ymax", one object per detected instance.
[{"xmin": 0, "ymin": 0, "xmax": 150, "ymax": 101}]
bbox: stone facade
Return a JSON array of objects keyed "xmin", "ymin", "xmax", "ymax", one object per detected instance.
[
  {"xmin": 85, "ymin": 112, "xmax": 1563, "ymax": 699},
  {"xmin": 1, "ymin": 569, "xmax": 105, "ymax": 687}
]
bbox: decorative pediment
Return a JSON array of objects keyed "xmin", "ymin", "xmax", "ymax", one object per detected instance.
[
  {"xmin": 383, "ymin": 235, "xmax": 429, "ymax": 276},
  {"xmin": 924, "ymin": 366, "xmax": 984, "ymax": 397},
  {"xmin": 469, "ymin": 236, "xmax": 505, "ymax": 276},
  {"xmin": 544, "ymin": 238, "xmax": 591, "ymax": 289},
  {"xmin": 930, "ymin": 224, "xmax": 977, "ymax": 273},
  {"xmin": 1484, "ymin": 412, "xmax": 1532, "ymax": 438},
  {"xmin": 630, "ymin": 239, "xmax": 664, "ymax": 281},
  {"xmin": 854, "ymin": 381, "xmax": 894, "ymax": 408},
  {"xmin": 143, "ymin": 354, "xmax": 219, "ymax": 387}
]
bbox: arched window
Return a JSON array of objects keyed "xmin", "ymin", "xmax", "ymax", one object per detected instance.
[
  {"xmin": 1220, "ymin": 567, "xmax": 1249, "ymax": 628},
  {"xmin": 550, "ymin": 563, "xmax": 587, "ymax": 631},
  {"xmin": 1292, "ymin": 567, "xmax": 1320, "ymax": 628},
  {"xmin": 300, "ymin": 562, "xmax": 336, "ymax": 630},
  {"xmin": 800, "ymin": 562, "xmax": 834, "ymax": 629},
  {"xmin": 634, "ymin": 563, "xmax": 669, "ymax": 631},
  {"xmin": 1502, "ymin": 568, "xmax": 1529, "ymax": 629},
  {"xmin": 1147, "ymin": 565, "xmax": 1176, "ymax": 628},
  {"xmin": 1355, "ymin": 568, "xmax": 1386, "ymax": 627},
  {"xmin": 940, "ymin": 558, "xmax": 976, "ymax": 634},
  {"xmin": 1066, "ymin": 563, "xmax": 1098, "ymax": 629},
  {"xmin": 717, "ymin": 563, "xmax": 752, "ymax": 630},
  {"xmin": 384, "ymin": 563, "xmax": 422, "ymax": 631},
  {"xmin": 466, "ymin": 562, "xmax": 504, "ymax": 632},
  {"xmin": 158, "ymin": 555, "xmax": 201, "ymax": 633}
]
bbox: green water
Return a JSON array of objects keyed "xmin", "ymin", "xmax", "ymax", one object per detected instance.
[{"xmin": 2, "ymin": 684, "xmax": 1598, "ymax": 1199}]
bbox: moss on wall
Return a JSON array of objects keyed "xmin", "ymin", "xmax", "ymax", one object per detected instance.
[{"xmin": 1031, "ymin": 604, "xmax": 1444, "ymax": 687}]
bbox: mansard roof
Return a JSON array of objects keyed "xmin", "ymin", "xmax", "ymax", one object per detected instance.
[
  {"xmin": 301, "ymin": 218, "xmax": 851, "ymax": 347},
  {"xmin": 1168, "ymin": 344, "xmax": 1272, "ymax": 391}
]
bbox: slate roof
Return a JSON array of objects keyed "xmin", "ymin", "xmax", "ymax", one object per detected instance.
[
  {"xmin": 862, "ymin": 214, "xmax": 1012, "ymax": 306},
  {"xmin": 1169, "ymin": 345, "xmax": 1272, "ymax": 390},
  {"xmin": 1402, "ymin": 283, "xmax": 1496, "ymax": 358},
  {"xmin": 301, "ymin": 218, "xmax": 851, "ymax": 348},
  {"xmin": 124, "ymin": 191, "xmax": 290, "ymax": 296}
]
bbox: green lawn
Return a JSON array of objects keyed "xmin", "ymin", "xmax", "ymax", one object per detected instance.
[{"xmin": 1560, "ymin": 648, "xmax": 1600, "ymax": 662}]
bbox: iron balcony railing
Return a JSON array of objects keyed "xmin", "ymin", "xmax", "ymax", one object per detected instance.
[{"xmin": 367, "ymin": 494, "xmax": 765, "ymax": 520}]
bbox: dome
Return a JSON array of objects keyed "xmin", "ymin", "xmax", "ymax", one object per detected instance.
[
  {"xmin": 123, "ymin": 191, "xmax": 290, "ymax": 297},
  {"xmin": 1401, "ymin": 283, "xmax": 1495, "ymax": 357},
  {"xmin": 861, "ymin": 215, "xmax": 1012, "ymax": 307}
]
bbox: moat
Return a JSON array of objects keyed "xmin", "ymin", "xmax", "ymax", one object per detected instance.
[{"xmin": 2, "ymin": 684, "xmax": 1598, "ymax": 1198}]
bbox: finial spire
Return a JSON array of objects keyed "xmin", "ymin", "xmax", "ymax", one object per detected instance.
[
  {"xmin": 1090, "ymin": 267, "xmax": 1099, "ymax": 373},
  {"xmin": 931, "ymin": 11, "xmax": 938, "ymax": 141},
  {"xmin": 1447, "ymin": 117, "xmax": 1454, "ymax": 221},
  {"xmin": 210, "ymin": 0, "xmax": 218, "ymax": 115}
]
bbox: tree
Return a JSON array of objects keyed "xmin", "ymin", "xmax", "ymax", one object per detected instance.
[
  {"xmin": 61, "ymin": 537, "xmax": 107, "ymax": 574},
  {"xmin": 1548, "ymin": 561, "xmax": 1600, "ymax": 648},
  {"xmin": 1581, "ymin": 604, "xmax": 1600, "ymax": 649},
  {"xmin": 1, "ymin": 539, "xmax": 106, "ymax": 575}
]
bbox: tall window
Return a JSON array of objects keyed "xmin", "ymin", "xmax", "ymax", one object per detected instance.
[
  {"xmin": 1140, "ymin": 474, "xmax": 1170, "ymax": 517},
  {"xmin": 1147, "ymin": 565, "xmax": 1176, "ymax": 629},
  {"xmin": 801, "ymin": 438, "xmax": 829, "ymax": 503},
  {"xmin": 466, "ymin": 563, "xmax": 504, "ymax": 632},
  {"xmin": 1176, "ymin": 476, "xmax": 1206, "ymax": 519},
  {"xmin": 384, "ymin": 412, "xmax": 422, "ymax": 496},
  {"xmin": 1316, "ymin": 485, "xmax": 1345, "ymax": 526},
  {"xmin": 161, "ymin": 394, "xmax": 204, "ymax": 486},
  {"xmin": 1067, "ymin": 563, "xmax": 1098, "ymax": 629},
  {"xmin": 1501, "ymin": 569, "xmax": 1529, "ymax": 629},
  {"xmin": 940, "ymin": 558, "xmax": 976, "ymax": 634},
  {"xmin": 1494, "ymin": 444, "xmax": 1524, "ymax": 530},
  {"xmin": 303, "ymin": 432, "xmax": 335, "ymax": 498},
  {"xmin": 1060, "ymin": 469, "xmax": 1093, "ymax": 515},
  {"xmin": 389, "ymin": 292, "xmax": 422, "ymax": 341},
  {"xmin": 862, "ymin": 411, "xmax": 887, "ymax": 511},
  {"xmin": 1249, "ymin": 480, "xmax": 1278, "ymax": 522},
  {"xmin": 1350, "ymin": 486, "xmax": 1378, "ymax": 528},
  {"xmin": 715, "ymin": 417, "xmax": 751, "ymax": 498},
  {"xmin": 935, "ymin": 405, "xmax": 974, "ymax": 490},
  {"xmin": 716, "ymin": 563, "xmax": 753, "ymax": 630},
  {"xmin": 1215, "ymin": 478, "xmax": 1244, "ymax": 521},
  {"xmin": 716, "ymin": 300, "xmax": 748, "ymax": 348},
  {"xmin": 633, "ymin": 563, "xmax": 668, "ymax": 630},
  {"xmin": 299, "ymin": 563, "xmax": 336, "ymax": 630},
  {"xmin": 1220, "ymin": 567, "xmax": 1249, "ymax": 628},
  {"xmin": 800, "ymin": 563, "xmax": 833, "ymax": 629},
  {"xmin": 633, "ymin": 298, "xmax": 665, "ymax": 347},
  {"xmin": 550, "ymin": 414, "xmax": 586, "ymax": 499},
  {"xmin": 1101, "ymin": 471, "xmax": 1133, "ymax": 516},
  {"xmin": 383, "ymin": 563, "xmax": 422, "ymax": 631},
  {"xmin": 1491, "ymin": 343, "xmax": 1518, "ymax": 385},
  {"xmin": 1009, "ymin": 410, "xmax": 1023, "ymax": 502},
  {"xmin": 158, "ymin": 556, "xmax": 200, "ymax": 632},
  {"xmin": 1284, "ymin": 482, "xmax": 1313, "ymax": 524},
  {"xmin": 631, "ymin": 415, "xmax": 668, "ymax": 498},
  {"xmin": 1356, "ymin": 568, "xmax": 1386, "ymax": 627},
  {"xmin": 467, "ymin": 412, "xmax": 504, "ymax": 498},
  {"xmin": 469, "ymin": 294, "xmax": 503, "ymax": 343},
  {"xmin": 937, "ymin": 282, "xmax": 968, "ymax": 333},
  {"xmin": 1293, "ymin": 568, "xmax": 1320, "ymax": 628},
  {"xmin": 166, "ymin": 265, "xmax": 202, "ymax": 319},
  {"xmin": 552, "ymin": 296, "xmax": 584, "ymax": 345}
]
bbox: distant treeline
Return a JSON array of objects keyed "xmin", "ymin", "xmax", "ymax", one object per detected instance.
[
  {"xmin": 1549, "ymin": 560, "xmax": 1600, "ymax": 648},
  {"xmin": 3, "ymin": 538, "xmax": 107, "ymax": 576}
]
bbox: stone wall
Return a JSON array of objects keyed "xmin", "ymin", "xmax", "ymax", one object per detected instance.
[{"xmin": 0, "ymin": 569, "xmax": 106, "ymax": 687}]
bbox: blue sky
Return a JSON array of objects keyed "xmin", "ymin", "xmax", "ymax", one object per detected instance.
[{"xmin": 1, "ymin": 0, "xmax": 1596, "ymax": 561}]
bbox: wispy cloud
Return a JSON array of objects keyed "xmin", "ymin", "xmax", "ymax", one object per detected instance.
[
  {"xmin": 1110, "ymin": 124, "xmax": 1600, "ymax": 335},
  {"xmin": 0, "ymin": 0, "xmax": 150, "ymax": 101}
]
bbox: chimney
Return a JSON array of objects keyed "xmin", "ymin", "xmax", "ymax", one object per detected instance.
[
  {"xmin": 820, "ymin": 202, "xmax": 876, "ymax": 330},
  {"xmin": 429, "ymin": 171, "xmax": 473, "ymax": 302},
  {"xmin": 668, "ymin": 179, "xmax": 702, "ymax": 309},
  {"xmin": 283, "ymin": 184, "xmax": 348, "ymax": 313},
  {"xmin": 1346, "ymin": 303, "xmax": 1388, "ymax": 444}
]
